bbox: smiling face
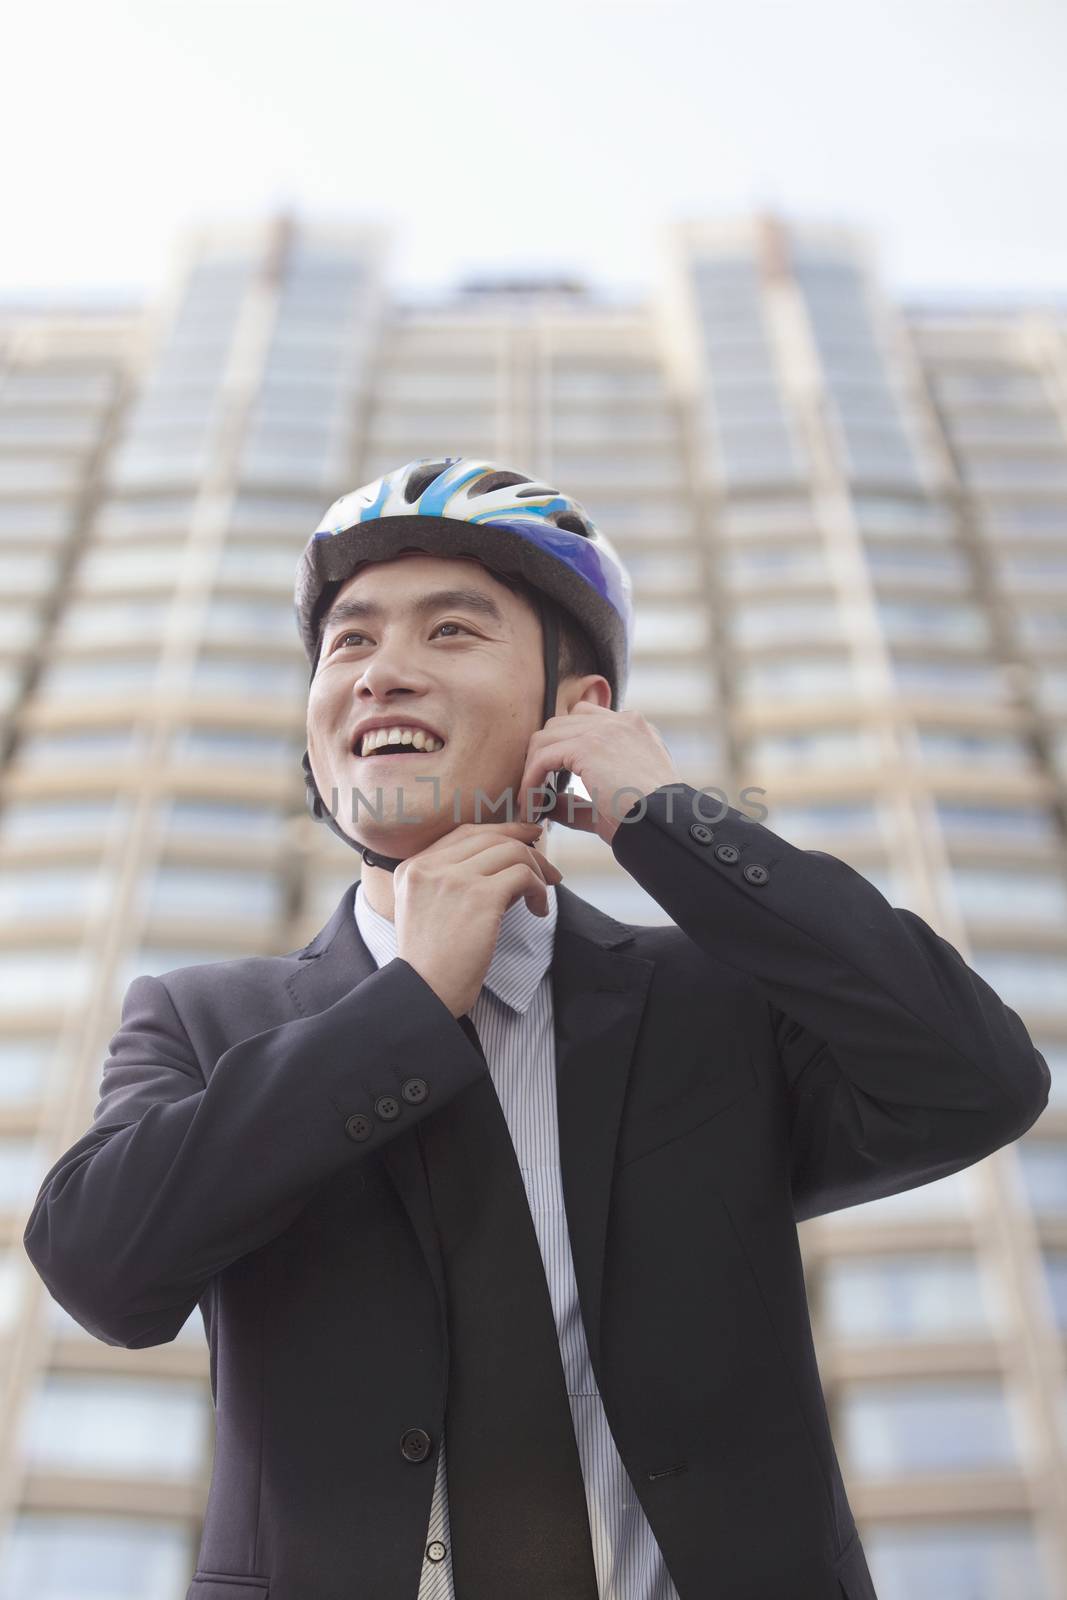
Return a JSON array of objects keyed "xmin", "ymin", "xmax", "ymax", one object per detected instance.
[{"xmin": 306, "ymin": 550, "xmax": 557, "ymax": 857}]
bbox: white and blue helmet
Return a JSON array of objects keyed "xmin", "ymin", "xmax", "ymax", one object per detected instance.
[
  {"xmin": 294, "ymin": 457, "xmax": 634, "ymax": 865},
  {"xmin": 295, "ymin": 456, "xmax": 633, "ymax": 705}
]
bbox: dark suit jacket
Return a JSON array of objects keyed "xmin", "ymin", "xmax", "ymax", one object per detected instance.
[{"xmin": 23, "ymin": 784, "xmax": 1050, "ymax": 1600}]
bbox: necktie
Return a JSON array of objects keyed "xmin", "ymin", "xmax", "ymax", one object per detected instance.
[{"xmin": 417, "ymin": 1011, "xmax": 601, "ymax": 1599}]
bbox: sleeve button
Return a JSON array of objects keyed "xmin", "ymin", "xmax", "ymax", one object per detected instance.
[
  {"xmin": 345, "ymin": 1113, "xmax": 373, "ymax": 1142},
  {"xmin": 743, "ymin": 862, "xmax": 770, "ymax": 886},
  {"xmin": 374, "ymin": 1095, "xmax": 401, "ymax": 1121},
  {"xmin": 714, "ymin": 843, "xmax": 740, "ymax": 864},
  {"xmin": 689, "ymin": 822, "xmax": 715, "ymax": 846},
  {"xmin": 402, "ymin": 1078, "xmax": 429, "ymax": 1104}
]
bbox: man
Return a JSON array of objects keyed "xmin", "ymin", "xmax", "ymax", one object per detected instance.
[{"xmin": 24, "ymin": 457, "xmax": 1050, "ymax": 1600}]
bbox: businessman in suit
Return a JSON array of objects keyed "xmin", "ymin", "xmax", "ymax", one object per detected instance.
[{"xmin": 23, "ymin": 458, "xmax": 1051, "ymax": 1600}]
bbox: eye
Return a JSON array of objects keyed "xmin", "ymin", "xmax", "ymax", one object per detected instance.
[
  {"xmin": 332, "ymin": 630, "xmax": 367, "ymax": 650},
  {"xmin": 432, "ymin": 621, "xmax": 471, "ymax": 638}
]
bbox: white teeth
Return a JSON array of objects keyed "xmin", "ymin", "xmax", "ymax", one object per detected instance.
[{"xmin": 359, "ymin": 726, "xmax": 444, "ymax": 755}]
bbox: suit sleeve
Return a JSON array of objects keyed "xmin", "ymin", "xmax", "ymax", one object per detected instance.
[
  {"xmin": 610, "ymin": 783, "xmax": 1051, "ymax": 1222},
  {"xmin": 22, "ymin": 957, "xmax": 487, "ymax": 1348}
]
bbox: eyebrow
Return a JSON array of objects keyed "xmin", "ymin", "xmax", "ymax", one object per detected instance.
[{"xmin": 320, "ymin": 586, "xmax": 506, "ymax": 639}]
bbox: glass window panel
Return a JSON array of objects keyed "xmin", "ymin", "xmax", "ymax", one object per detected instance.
[
  {"xmin": 936, "ymin": 802, "xmax": 1057, "ymax": 840},
  {"xmin": 745, "ymin": 728, "xmax": 881, "ymax": 771},
  {"xmin": 720, "ymin": 498, "xmax": 818, "ymax": 538},
  {"xmin": 1015, "ymin": 1138, "xmax": 1067, "ymax": 1217},
  {"xmin": 916, "ymin": 730, "xmax": 1034, "ymax": 770},
  {"xmin": 1033, "ymin": 1039, "xmax": 1067, "ymax": 1109},
  {"xmin": 0, "ymin": 552, "xmax": 57, "ymax": 594},
  {"xmin": 0, "ymin": 797, "xmax": 129, "ymax": 844},
  {"xmin": 731, "ymin": 600, "xmax": 845, "ymax": 647},
  {"xmin": 190, "ymin": 656, "xmax": 306, "ymax": 700},
  {"xmin": 852, "ymin": 497, "xmax": 953, "ymax": 538},
  {"xmin": 0, "ymin": 955, "xmax": 94, "ymax": 1013},
  {"xmin": 76, "ymin": 547, "xmax": 184, "ymax": 592},
  {"xmin": 0, "ymin": 1247, "xmax": 25, "ymax": 1334},
  {"xmin": 764, "ymin": 800, "xmax": 882, "ymax": 842},
  {"xmin": 878, "ymin": 601, "xmax": 989, "ymax": 648},
  {"xmin": 36, "ymin": 656, "xmax": 162, "ymax": 702},
  {"xmin": 0, "ymin": 1136, "xmax": 47, "ymax": 1212},
  {"xmin": 14, "ymin": 726, "xmax": 143, "ymax": 768},
  {"xmin": 159, "ymin": 797, "xmax": 287, "ymax": 841},
  {"xmin": 0, "ymin": 602, "xmax": 45, "ymax": 650},
  {"xmin": 61, "ymin": 599, "xmax": 172, "ymax": 645},
  {"xmin": 20, "ymin": 1374, "xmax": 209, "ymax": 1479},
  {"xmin": 970, "ymin": 953, "xmax": 1067, "ymax": 1015},
  {"xmin": 892, "ymin": 657, "xmax": 1010, "ymax": 700},
  {"xmin": 1041, "ymin": 1248, "xmax": 1067, "ymax": 1329},
  {"xmin": 736, "ymin": 655, "xmax": 859, "ymax": 703},
  {"xmin": 203, "ymin": 597, "xmax": 299, "ymax": 643},
  {"xmin": 840, "ymin": 1378, "xmax": 1020, "ymax": 1476},
  {"xmin": 0, "ymin": 501, "xmax": 72, "ymax": 542},
  {"xmin": 632, "ymin": 605, "xmax": 709, "ymax": 654},
  {"xmin": 947, "ymin": 867, "xmax": 1067, "ymax": 925},
  {"xmin": 625, "ymin": 662, "xmax": 714, "ymax": 712},
  {"xmin": 0, "ymin": 865, "xmax": 114, "ymax": 923},
  {"xmin": 865, "ymin": 547, "xmax": 970, "ymax": 586},
  {"xmin": 722, "ymin": 544, "xmax": 832, "ymax": 588},
  {"xmin": 863, "ymin": 1518, "xmax": 1049, "ymax": 1600},
  {"xmin": 820, "ymin": 1252, "xmax": 996, "ymax": 1341},
  {"xmin": 0, "ymin": 1511, "xmax": 193, "ymax": 1600},
  {"xmin": 0, "ymin": 1038, "xmax": 53, "ymax": 1105},
  {"xmin": 169, "ymin": 726, "xmax": 296, "ymax": 768},
  {"xmin": 143, "ymin": 866, "xmax": 284, "ymax": 922}
]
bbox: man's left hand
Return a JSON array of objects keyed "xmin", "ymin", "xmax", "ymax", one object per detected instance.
[{"xmin": 515, "ymin": 703, "xmax": 680, "ymax": 846}]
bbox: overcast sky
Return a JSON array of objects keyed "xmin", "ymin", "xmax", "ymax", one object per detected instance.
[{"xmin": 7, "ymin": 0, "xmax": 1067, "ymax": 307}]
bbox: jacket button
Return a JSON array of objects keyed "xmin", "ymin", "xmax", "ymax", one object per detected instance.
[
  {"xmin": 689, "ymin": 822, "xmax": 714, "ymax": 845},
  {"xmin": 401, "ymin": 1078, "xmax": 429, "ymax": 1105},
  {"xmin": 714, "ymin": 843, "xmax": 740, "ymax": 864},
  {"xmin": 426, "ymin": 1541, "xmax": 447, "ymax": 1563},
  {"xmin": 375, "ymin": 1095, "xmax": 400, "ymax": 1121},
  {"xmin": 345, "ymin": 1113, "xmax": 373, "ymax": 1142},
  {"xmin": 400, "ymin": 1427, "xmax": 432, "ymax": 1463},
  {"xmin": 743, "ymin": 862, "xmax": 770, "ymax": 886}
]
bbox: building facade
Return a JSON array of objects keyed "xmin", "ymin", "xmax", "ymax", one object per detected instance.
[{"xmin": 1, "ymin": 212, "xmax": 1066, "ymax": 1598}]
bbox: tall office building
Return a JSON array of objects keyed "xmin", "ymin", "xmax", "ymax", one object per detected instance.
[{"xmin": 1, "ymin": 211, "xmax": 1066, "ymax": 1599}]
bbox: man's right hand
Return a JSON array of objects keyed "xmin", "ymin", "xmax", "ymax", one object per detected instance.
[{"xmin": 394, "ymin": 821, "xmax": 562, "ymax": 1018}]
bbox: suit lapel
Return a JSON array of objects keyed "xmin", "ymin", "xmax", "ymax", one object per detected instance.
[{"xmin": 283, "ymin": 877, "xmax": 655, "ymax": 1369}]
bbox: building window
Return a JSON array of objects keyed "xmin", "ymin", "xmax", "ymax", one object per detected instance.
[
  {"xmin": 839, "ymin": 1377, "xmax": 1021, "ymax": 1476},
  {"xmin": 862, "ymin": 1518, "xmax": 1049, "ymax": 1600},
  {"xmin": 143, "ymin": 866, "xmax": 285, "ymax": 923},
  {"xmin": 20, "ymin": 1374, "xmax": 209, "ymax": 1480},
  {"xmin": 948, "ymin": 867, "xmax": 1067, "ymax": 925},
  {"xmin": 1015, "ymin": 1137, "xmax": 1067, "ymax": 1217},
  {"xmin": 819, "ymin": 1252, "xmax": 998, "ymax": 1341},
  {"xmin": 0, "ymin": 1512, "xmax": 194, "ymax": 1600}
]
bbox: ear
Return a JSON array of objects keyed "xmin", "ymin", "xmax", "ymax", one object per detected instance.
[{"xmin": 556, "ymin": 674, "xmax": 612, "ymax": 715}]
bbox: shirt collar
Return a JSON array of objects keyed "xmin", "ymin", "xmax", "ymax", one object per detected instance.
[{"xmin": 353, "ymin": 877, "xmax": 557, "ymax": 1016}]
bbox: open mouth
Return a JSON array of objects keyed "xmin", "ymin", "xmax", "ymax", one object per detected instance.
[{"xmin": 355, "ymin": 729, "xmax": 446, "ymax": 759}]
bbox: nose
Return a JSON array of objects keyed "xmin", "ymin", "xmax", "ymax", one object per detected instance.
[{"xmin": 352, "ymin": 638, "xmax": 429, "ymax": 705}]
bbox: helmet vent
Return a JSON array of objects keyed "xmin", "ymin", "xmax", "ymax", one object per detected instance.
[
  {"xmin": 469, "ymin": 471, "xmax": 533, "ymax": 496},
  {"xmin": 405, "ymin": 462, "xmax": 450, "ymax": 503},
  {"xmin": 555, "ymin": 514, "xmax": 590, "ymax": 537},
  {"xmin": 516, "ymin": 484, "xmax": 556, "ymax": 497}
]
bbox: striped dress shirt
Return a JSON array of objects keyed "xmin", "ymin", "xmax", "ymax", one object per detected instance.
[{"xmin": 354, "ymin": 880, "xmax": 682, "ymax": 1600}]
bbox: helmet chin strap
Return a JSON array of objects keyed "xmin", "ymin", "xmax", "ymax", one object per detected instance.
[{"xmin": 301, "ymin": 594, "xmax": 569, "ymax": 875}]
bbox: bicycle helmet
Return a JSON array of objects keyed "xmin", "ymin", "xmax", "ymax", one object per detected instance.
[{"xmin": 294, "ymin": 456, "xmax": 633, "ymax": 869}]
